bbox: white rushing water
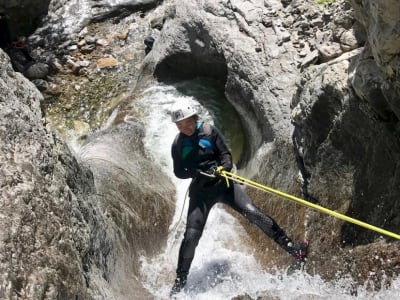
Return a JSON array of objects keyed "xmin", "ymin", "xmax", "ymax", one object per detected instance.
[{"xmin": 137, "ymin": 82, "xmax": 400, "ymax": 300}]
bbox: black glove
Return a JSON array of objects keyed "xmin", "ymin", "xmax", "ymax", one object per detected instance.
[
  {"xmin": 204, "ymin": 165, "xmax": 227, "ymax": 177},
  {"xmin": 216, "ymin": 166, "xmax": 230, "ymax": 187},
  {"xmin": 204, "ymin": 164, "xmax": 218, "ymax": 176}
]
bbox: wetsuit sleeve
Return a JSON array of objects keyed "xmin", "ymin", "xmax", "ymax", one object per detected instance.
[
  {"xmin": 171, "ymin": 138, "xmax": 198, "ymax": 179},
  {"xmin": 212, "ymin": 126, "xmax": 233, "ymax": 172}
]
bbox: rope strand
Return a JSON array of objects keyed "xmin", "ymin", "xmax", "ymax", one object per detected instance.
[{"xmin": 219, "ymin": 170, "xmax": 400, "ymax": 240}]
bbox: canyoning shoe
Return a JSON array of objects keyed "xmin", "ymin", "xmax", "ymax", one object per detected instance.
[
  {"xmin": 292, "ymin": 240, "xmax": 309, "ymax": 262},
  {"xmin": 170, "ymin": 275, "xmax": 187, "ymax": 297},
  {"xmin": 287, "ymin": 240, "xmax": 309, "ymax": 275}
]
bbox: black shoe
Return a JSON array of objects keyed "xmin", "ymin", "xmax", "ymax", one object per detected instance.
[
  {"xmin": 170, "ymin": 276, "xmax": 187, "ymax": 297},
  {"xmin": 292, "ymin": 240, "xmax": 309, "ymax": 262},
  {"xmin": 287, "ymin": 240, "xmax": 309, "ymax": 275}
]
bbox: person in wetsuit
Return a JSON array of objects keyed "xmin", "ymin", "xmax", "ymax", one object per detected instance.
[{"xmin": 169, "ymin": 102, "xmax": 308, "ymax": 296}]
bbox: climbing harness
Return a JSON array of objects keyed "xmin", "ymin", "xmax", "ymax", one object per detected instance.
[
  {"xmin": 214, "ymin": 169, "xmax": 400, "ymax": 240},
  {"xmin": 170, "ymin": 169, "xmax": 228, "ymax": 238}
]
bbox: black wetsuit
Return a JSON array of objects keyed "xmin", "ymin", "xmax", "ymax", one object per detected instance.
[{"xmin": 171, "ymin": 122, "xmax": 292, "ymax": 278}]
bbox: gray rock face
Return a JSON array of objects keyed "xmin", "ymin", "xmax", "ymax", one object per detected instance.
[
  {"xmin": 29, "ymin": 0, "xmax": 162, "ymax": 51},
  {"xmin": 292, "ymin": 48, "xmax": 400, "ymax": 281},
  {"xmin": 0, "ymin": 44, "xmax": 174, "ymax": 299},
  {"xmin": 23, "ymin": 62, "xmax": 49, "ymax": 79},
  {"xmin": 288, "ymin": 0, "xmax": 400, "ymax": 250},
  {"xmin": 349, "ymin": 0, "xmax": 400, "ymax": 121},
  {"xmin": 0, "ymin": 48, "xmax": 93, "ymax": 298}
]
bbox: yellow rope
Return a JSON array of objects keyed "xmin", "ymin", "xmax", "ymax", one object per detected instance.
[
  {"xmin": 219, "ymin": 170, "xmax": 400, "ymax": 240},
  {"xmin": 82, "ymin": 156, "xmax": 400, "ymax": 241}
]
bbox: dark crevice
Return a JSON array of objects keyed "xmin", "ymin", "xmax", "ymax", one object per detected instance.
[
  {"xmin": 154, "ymin": 52, "xmax": 228, "ymax": 84},
  {"xmin": 291, "ymin": 124, "xmax": 318, "ymax": 203},
  {"xmin": 91, "ymin": 1, "xmax": 163, "ymax": 23}
]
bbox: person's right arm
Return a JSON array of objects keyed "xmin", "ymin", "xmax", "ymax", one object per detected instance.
[{"xmin": 171, "ymin": 143, "xmax": 198, "ymax": 179}]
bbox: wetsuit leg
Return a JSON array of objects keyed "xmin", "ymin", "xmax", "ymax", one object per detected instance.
[
  {"xmin": 223, "ymin": 183, "xmax": 296, "ymax": 254},
  {"xmin": 175, "ymin": 192, "xmax": 215, "ymax": 277},
  {"xmin": 176, "ymin": 228, "xmax": 202, "ymax": 277}
]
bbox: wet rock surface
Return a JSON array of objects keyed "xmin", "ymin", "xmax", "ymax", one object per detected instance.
[
  {"xmin": 0, "ymin": 48, "xmax": 94, "ymax": 299},
  {"xmin": 1, "ymin": 0, "xmax": 400, "ymax": 299},
  {"xmin": 349, "ymin": 0, "xmax": 400, "ymax": 122}
]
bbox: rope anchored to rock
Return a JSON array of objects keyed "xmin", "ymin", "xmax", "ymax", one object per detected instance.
[{"xmin": 214, "ymin": 169, "xmax": 400, "ymax": 240}]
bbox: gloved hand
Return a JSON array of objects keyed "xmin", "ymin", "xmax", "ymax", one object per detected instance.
[
  {"xmin": 203, "ymin": 165, "xmax": 227, "ymax": 177},
  {"xmin": 204, "ymin": 164, "xmax": 218, "ymax": 176},
  {"xmin": 206, "ymin": 165, "xmax": 230, "ymax": 187},
  {"xmin": 215, "ymin": 166, "xmax": 226, "ymax": 177}
]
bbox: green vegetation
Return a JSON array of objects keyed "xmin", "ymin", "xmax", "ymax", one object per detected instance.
[{"xmin": 315, "ymin": 0, "xmax": 335, "ymax": 4}]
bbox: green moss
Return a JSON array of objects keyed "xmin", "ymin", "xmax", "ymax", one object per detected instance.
[{"xmin": 315, "ymin": 0, "xmax": 335, "ymax": 4}]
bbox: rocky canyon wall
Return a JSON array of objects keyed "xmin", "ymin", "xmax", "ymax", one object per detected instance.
[{"xmin": 1, "ymin": 0, "xmax": 400, "ymax": 297}]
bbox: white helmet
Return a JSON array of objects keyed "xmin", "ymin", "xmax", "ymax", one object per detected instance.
[{"xmin": 170, "ymin": 102, "xmax": 198, "ymax": 122}]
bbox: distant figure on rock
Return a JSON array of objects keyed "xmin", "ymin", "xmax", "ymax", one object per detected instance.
[
  {"xmin": 144, "ymin": 36, "xmax": 155, "ymax": 55},
  {"xmin": 168, "ymin": 101, "xmax": 309, "ymax": 296}
]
